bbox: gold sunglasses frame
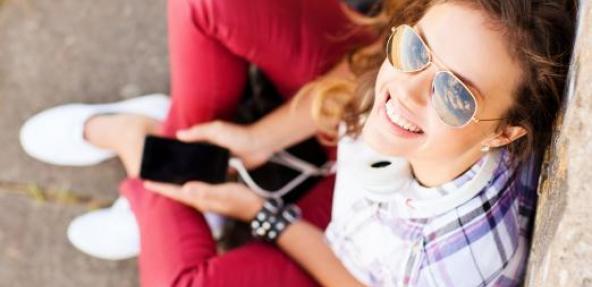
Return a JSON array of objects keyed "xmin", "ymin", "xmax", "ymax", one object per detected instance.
[{"xmin": 386, "ymin": 24, "xmax": 504, "ymax": 128}]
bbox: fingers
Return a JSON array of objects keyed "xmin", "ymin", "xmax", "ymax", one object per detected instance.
[
  {"xmin": 189, "ymin": 182, "xmax": 237, "ymax": 213},
  {"xmin": 144, "ymin": 180, "xmax": 237, "ymax": 215},
  {"xmin": 144, "ymin": 181, "xmax": 195, "ymax": 206},
  {"xmin": 176, "ymin": 121, "xmax": 226, "ymax": 143}
]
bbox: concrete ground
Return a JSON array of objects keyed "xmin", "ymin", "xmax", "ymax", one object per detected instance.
[
  {"xmin": 0, "ymin": 0, "xmax": 169, "ymax": 285},
  {"xmin": 0, "ymin": 186, "xmax": 137, "ymax": 287}
]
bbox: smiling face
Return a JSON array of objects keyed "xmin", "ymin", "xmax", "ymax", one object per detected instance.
[{"xmin": 362, "ymin": 2, "xmax": 525, "ymax": 185}]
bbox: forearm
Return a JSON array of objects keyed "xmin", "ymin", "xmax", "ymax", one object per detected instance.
[
  {"xmin": 277, "ymin": 220, "xmax": 366, "ymax": 287},
  {"xmin": 247, "ymin": 34, "xmax": 383, "ymax": 153},
  {"xmin": 248, "ymin": 88, "xmax": 318, "ymax": 153},
  {"xmin": 248, "ymin": 57, "xmax": 356, "ymax": 153}
]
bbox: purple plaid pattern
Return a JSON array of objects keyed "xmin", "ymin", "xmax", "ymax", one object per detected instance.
[{"xmin": 326, "ymin": 148, "xmax": 539, "ymax": 287}]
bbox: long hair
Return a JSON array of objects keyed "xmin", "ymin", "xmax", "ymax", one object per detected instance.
[{"xmin": 303, "ymin": 0, "xmax": 577, "ymax": 166}]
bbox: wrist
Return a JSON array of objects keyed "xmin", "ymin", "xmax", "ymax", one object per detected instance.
[
  {"xmin": 245, "ymin": 196, "xmax": 265, "ymax": 222},
  {"xmin": 247, "ymin": 123, "xmax": 281, "ymax": 154},
  {"xmin": 250, "ymin": 198, "xmax": 302, "ymax": 243}
]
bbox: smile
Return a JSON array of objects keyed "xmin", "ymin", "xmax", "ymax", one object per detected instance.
[{"xmin": 384, "ymin": 95, "xmax": 424, "ymax": 134}]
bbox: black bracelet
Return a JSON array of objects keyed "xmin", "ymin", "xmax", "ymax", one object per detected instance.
[{"xmin": 250, "ymin": 198, "xmax": 302, "ymax": 243}]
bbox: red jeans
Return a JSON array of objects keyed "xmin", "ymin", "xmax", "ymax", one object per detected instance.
[{"xmin": 119, "ymin": 0, "xmax": 370, "ymax": 286}]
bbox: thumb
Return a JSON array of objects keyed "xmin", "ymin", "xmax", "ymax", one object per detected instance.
[
  {"xmin": 184, "ymin": 182, "xmax": 232, "ymax": 215},
  {"xmin": 176, "ymin": 121, "xmax": 223, "ymax": 143}
]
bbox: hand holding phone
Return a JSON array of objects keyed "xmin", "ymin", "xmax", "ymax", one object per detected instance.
[
  {"xmin": 176, "ymin": 121, "xmax": 272, "ymax": 169},
  {"xmin": 139, "ymin": 134, "xmax": 328, "ymax": 204}
]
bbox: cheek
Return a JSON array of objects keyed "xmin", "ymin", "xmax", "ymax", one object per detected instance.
[
  {"xmin": 374, "ymin": 60, "xmax": 393, "ymax": 97},
  {"xmin": 421, "ymin": 124, "xmax": 485, "ymax": 157}
]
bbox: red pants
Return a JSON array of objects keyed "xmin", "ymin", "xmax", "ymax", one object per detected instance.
[{"xmin": 120, "ymin": 0, "xmax": 369, "ymax": 286}]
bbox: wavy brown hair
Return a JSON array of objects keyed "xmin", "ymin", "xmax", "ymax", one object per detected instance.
[{"xmin": 303, "ymin": 0, "xmax": 577, "ymax": 166}]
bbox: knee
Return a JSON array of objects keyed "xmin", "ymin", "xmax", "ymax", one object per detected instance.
[{"xmin": 185, "ymin": 0, "xmax": 251, "ymax": 35}]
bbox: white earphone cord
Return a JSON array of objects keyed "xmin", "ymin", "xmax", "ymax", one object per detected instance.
[{"xmin": 228, "ymin": 153, "xmax": 335, "ymax": 199}]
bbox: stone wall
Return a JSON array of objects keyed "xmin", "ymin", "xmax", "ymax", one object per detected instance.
[{"xmin": 524, "ymin": 1, "xmax": 592, "ymax": 286}]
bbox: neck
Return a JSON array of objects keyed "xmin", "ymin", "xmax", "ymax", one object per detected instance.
[{"xmin": 409, "ymin": 149, "xmax": 485, "ymax": 188}]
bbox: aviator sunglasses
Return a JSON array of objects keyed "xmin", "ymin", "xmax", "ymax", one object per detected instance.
[{"xmin": 386, "ymin": 24, "xmax": 503, "ymax": 128}]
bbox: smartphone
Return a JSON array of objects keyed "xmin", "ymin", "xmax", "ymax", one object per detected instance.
[
  {"xmin": 139, "ymin": 135, "xmax": 230, "ymax": 185},
  {"xmin": 243, "ymin": 137, "xmax": 328, "ymax": 203}
]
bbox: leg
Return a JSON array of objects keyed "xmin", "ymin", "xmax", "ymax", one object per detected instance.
[
  {"xmin": 119, "ymin": 0, "xmax": 367, "ymax": 285},
  {"xmin": 83, "ymin": 0, "xmax": 253, "ymax": 175},
  {"xmin": 84, "ymin": 114, "xmax": 159, "ymax": 177},
  {"xmin": 162, "ymin": 0, "xmax": 373, "ymax": 137},
  {"xmin": 160, "ymin": 0, "xmax": 250, "ymax": 137},
  {"xmin": 121, "ymin": 175, "xmax": 335, "ymax": 287},
  {"xmin": 183, "ymin": 0, "xmax": 373, "ymax": 99},
  {"xmin": 84, "ymin": 0, "xmax": 372, "ymax": 176}
]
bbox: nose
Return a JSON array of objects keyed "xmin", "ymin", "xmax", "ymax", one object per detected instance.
[{"xmin": 389, "ymin": 65, "xmax": 435, "ymax": 109}]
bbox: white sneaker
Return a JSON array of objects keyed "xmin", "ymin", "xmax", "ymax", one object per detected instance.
[
  {"xmin": 67, "ymin": 197, "xmax": 140, "ymax": 260},
  {"xmin": 20, "ymin": 94, "xmax": 170, "ymax": 166},
  {"xmin": 68, "ymin": 196, "xmax": 226, "ymax": 260}
]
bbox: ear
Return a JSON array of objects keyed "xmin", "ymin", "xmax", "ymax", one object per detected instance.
[{"xmin": 485, "ymin": 125, "xmax": 528, "ymax": 148}]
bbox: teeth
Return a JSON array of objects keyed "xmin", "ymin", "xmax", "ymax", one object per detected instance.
[{"xmin": 385, "ymin": 99, "xmax": 422, "ymax": 133}]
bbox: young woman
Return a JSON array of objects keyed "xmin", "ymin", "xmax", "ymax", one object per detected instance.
[{"xmin": 20, "ymin": 0, "xmax": 575, "ymax": 286}]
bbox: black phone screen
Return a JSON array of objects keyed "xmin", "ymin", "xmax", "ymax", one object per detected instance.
[
  {"xmin": 242, "ymin": 137, "xmax": 328, "ymax": 203},
  {"xmin": 139, "ymin": 135, "xmax": 230, "ymax": 185}
]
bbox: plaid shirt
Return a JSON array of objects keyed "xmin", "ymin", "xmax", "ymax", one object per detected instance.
[{"xmin": 325, "ymin": 137, "xmax": 537, "ymax": 287}]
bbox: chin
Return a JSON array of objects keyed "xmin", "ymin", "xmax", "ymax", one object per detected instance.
[{"xmin": 361, "ymin": 120, "xmax": 414, "ymax": 157}]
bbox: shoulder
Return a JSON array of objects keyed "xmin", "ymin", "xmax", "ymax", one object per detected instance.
[{"xmin": 415, "ymin": 154, "xmax": 539, "ymax": 286}]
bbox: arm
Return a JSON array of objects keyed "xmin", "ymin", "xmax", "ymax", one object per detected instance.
[
  {"xmin": 145, "ymin": 181, "xmax": 367, "ymax": 287},
  {"xmin": 277, "ymin": 220, "xmax": 367, "ymax": 287},
  {"xmin": 248, "ymin": 83, "xmax": 319, "ymax": 154},
  {"xmin": 248, "ymin": 35, "xmax": 383, "ymax": 153},
  {"xmin": 176, "ymin": 57, "xmax": 356, "ymax": 169},
  {"xmin": 248, "ymin": 57, "xmax": 356, "ymax": 153}
]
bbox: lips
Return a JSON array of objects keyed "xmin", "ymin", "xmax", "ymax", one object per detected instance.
[{"xmin": 384, "ymin": 93, "xmax": 425, "ymax": 134}]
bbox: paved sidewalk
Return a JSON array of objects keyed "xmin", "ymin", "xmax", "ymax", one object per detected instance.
[
  {"xmin": 0, "ymin": 0, "xmax": 169, "ymax": 285},
  {"xmin": 0, "ymin": 187, "xmax": 137, "ymax": 287}
]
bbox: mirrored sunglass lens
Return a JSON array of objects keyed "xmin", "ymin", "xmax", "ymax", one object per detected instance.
[
  {"xmin": 432, "ymin": 72, "xmax": 476, "ymax": 127},
  {"xmin": 388, "ymin": 26, "xmax": 430, "ymax": 71}
]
